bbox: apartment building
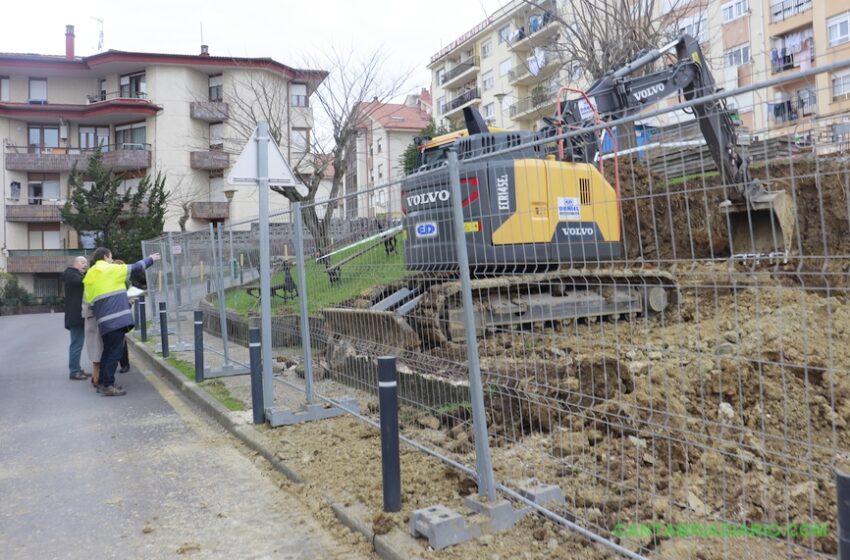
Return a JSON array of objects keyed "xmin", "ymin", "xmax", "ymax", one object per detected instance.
[
  {"xmin": 344, "ymin": 93, "xmax": 431, "ymax": 219},
  {"xmin": 0, "ymin": 25, "xmax": 326, "ymax": 299},
  {"xmin": 429, "ymin": 0, "xmax": 850, "ymax": 146}
]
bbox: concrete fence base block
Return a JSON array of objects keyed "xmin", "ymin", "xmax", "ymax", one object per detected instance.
[
  {"xmin": 515, "ymin": 479, "xmax": 566, "ymax": 508},
  {"xmin": 266, "ymin": 397, "xmax": 359, "ymax": 428},
  {"xmin": 410, "ymin": 504, "xmax": 479, "ymax": 550},
  {"xmin": 204, "ymin": 364, "xmax": 251, "ymax": 378},
  {"xmin": 463, "ymin": 496, "xmax": 529, "ymax": 533}
]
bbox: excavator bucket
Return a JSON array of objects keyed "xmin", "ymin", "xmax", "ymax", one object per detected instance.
[{"xmin": 721, "ymin": 190, "xmax": 796, "ymax": 257}]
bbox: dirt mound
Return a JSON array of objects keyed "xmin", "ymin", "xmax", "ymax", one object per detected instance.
[{"xmin": 612, "ymin": 157, "xmax": 850, "ymax": 262}]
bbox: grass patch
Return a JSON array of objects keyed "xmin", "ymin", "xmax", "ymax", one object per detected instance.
[
  {"xmin": 222, "ymin": 233, "xmax": 410, "ymax": 316},
  {"xmin": 199, "ymin": 379, "xmax": 246, "ymax": 411},
  {"xmin": 144, "ymin": 345, "xmax": 246, "ymax": 412}
]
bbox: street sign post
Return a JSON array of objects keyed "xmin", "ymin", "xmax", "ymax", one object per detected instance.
[{"xmin": 227, "ymin": 122, "xmax": 297, "ymax": 410}]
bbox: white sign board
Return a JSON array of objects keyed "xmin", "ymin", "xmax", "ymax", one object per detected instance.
[{"xmin": 228, "ymin": 129, "xmax": 298, "ymax": 186}]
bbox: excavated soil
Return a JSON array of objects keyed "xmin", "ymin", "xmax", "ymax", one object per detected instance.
[
  {"xmin": 615, "ymin": 157, "xmax": 850, "ymax": 264},
  {"xmin": 300, "ymin": 159, "xmax": 850, "ymax": 558}
]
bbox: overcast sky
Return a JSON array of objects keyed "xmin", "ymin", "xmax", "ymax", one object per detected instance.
[{"xmin": 2, "ymin": 0, "xmax": 509, "ymax": 96}]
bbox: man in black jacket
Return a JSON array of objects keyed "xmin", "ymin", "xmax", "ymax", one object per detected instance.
[{"xmin": 63, "ymin": 256, "xmax": 90, "ymax": 381}]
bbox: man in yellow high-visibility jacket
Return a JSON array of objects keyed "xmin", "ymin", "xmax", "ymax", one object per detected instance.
[{"xmin": 84, "ymin": 247, "xmax": 160, "ymax": 396}]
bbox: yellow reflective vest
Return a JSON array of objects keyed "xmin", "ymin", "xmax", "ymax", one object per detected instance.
[{"xmin": 84, "ymin": 256, "xmax": 153, "ymax": 335}]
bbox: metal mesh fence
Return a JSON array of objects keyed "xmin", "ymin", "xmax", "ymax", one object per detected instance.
[{"xmin": 143, "ymin": 56, "xmax": 850, "ymax": 558}]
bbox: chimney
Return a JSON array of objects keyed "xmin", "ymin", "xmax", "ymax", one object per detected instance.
[
  {"xmin": 65, "ymin": 25, "xmax": 75, "ymax": 60},
  {"xmin": 200, "ymin": 45, "xmax": 209, "ymax": 57}
]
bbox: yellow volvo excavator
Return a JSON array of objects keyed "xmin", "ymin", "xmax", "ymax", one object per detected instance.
[{"xmin": 323, "ymin": 34, "xmax": 794, "ymax": 350}]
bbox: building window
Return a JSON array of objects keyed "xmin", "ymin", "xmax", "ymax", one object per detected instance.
[
  {"xmin": 0, "ymin": 76, "xmax": 9, "ymax": 102},
  {"xmin": 209, "ymin": 74, "xmax": 223, "ymax": 101},
  {"xmin": 119, "ymin": 72, "xmax": 146, "ymax": 99},
  {"xmin": 721, "ymin": 0, "xmax": 748, "ymax": 23},
  {"xmin": 436, "ymin": 67, "xmax": 445, "ymax": 85},
  {"xmin": 376, "ymin": 138, "xmax": 383, "ymax": 154},
  {"xmin": 483, "ymin": 102, "xmax": 495, "ymax": 122},
  {"xmin": 498, "ymin": 25, "xmax": 512, "ymax": 43},
  {"xmin": 28, "ymin": 125, "xmax": 59, "ymax": 154},
  {"xmin": 482, "ymin": 71, "xmax": 494, "ymax": 92},
  {"xmin": 291, "ymin": 83, "xmax": 308, "ymax": 107},
  {"xmin": 726, "ymin": 44, "xmax": 750, "ymax": 67},
  {"xmin": 27, "ymin": 173, "xmax": 60, "ymax": 205},
  {"xmin": 99, "ymin": 79, "xmax": 107, "ymax": 101},
  {"xmin": 377, "ymin": 163, "xmax": 383, "ymax": 180},
  {"xmin": 832, "ymin": 71, "xmax": 850, "ymax": 99},
  {"xmin": 828, "ymin": 12, "xmax": 850, "ymax": 48},
  {"xmin": 437, "ymin": 96, "xmax": 446, "ymax": 114},
  {"xmin": 209, "ymin": 122, "xmax": 224, "ymax": 149},
  {"xmin": 675, "ymin": 12, "xmax": 708, "ymax": 42},
  {"xmin": 28, "ymin": 223, "xmax": 61, "ymax": 249},
  {"xmin": 79, "ymin": 126, "xmax": 110, "ymax": 151},
  {"xmin": 292, "ymin": 128, "xmax": 310, "ymax": 152},
  {"xmin": 499, "ymin": 58, "xmax": 512, "ymax": 77},
  {"xmin": 771, "ymin": 0, "xmax": 812, "ymax": 23},
  {"xmin": 796, "ymin": 88, "xmax": 816, "ymax": 115},
  {"xmin": 115, "ymin": 123, "xmax": 146, "ymax": 148},
  {"xmin": 481, "ymin": 40, "xmax": 492, "ymax": 59},
  {"xmin": 29, "ymin": 78, "xmax": 47, "ymax": 103}
]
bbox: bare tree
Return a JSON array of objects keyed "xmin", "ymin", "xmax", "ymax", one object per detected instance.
[
  {"xmin": 162, "ymin": 174, "xmax": 205, "ymax": 232},
  {"xmin": 227, "ymin": 46, "xmax": 412, "ymax": 258},
  {"xmin": 523, "ymin": 0, "xmax": 697, "ymax": 83}
]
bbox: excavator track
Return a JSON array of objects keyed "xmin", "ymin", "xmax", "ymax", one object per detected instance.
[{"xmin": 322, "ymin": 269, "xmax": 678, "ymax": 351}]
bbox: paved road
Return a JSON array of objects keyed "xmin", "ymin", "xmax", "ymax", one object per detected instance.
[{"xmin": 0, "ymin": 313, "xmax": 369, "ymax": 560}]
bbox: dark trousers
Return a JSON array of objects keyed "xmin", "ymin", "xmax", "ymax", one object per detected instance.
[
  {"xmin": 100, "ymin": 329, "xmax": 126, "ymax": 387},
  {"xmin": 119, "ymin": 339, "xmax": 129, "ymax": 369}
]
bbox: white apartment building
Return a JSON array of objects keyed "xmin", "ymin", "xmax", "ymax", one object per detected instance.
[
  {"xmin": 344, "ymin": 94, "xmax": 431, "ymax": 219},
  {"xmin": 429, "ymin": 0, "xmax": 850, "ymax": 145},
  {"xmin": 0, "ymin": 25, "xmax": 326, "ymax": 299}
]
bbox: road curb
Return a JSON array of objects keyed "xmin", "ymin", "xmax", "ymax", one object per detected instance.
[{"xmin": 127, "ymin": 338, "xmax": 423, "ymax": 559}]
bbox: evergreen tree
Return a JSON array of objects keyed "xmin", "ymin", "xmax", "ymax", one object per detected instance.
[
  {"xmin": 61, "ymin": 150, "xmax": 168, "ymax": 264},
  {"xmin": 401, "ymin": 120, "xmax": 454, "ymax": 175}
]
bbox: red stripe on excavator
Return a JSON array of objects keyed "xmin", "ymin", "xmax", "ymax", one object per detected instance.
[{"xmin": 461, "ymin": 190, "xmax": 480, "ymax": 208}]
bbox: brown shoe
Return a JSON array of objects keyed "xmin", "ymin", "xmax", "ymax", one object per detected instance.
[{"xmin": 99, "ymin": 385, "xmax": 126, "ymax": 397}]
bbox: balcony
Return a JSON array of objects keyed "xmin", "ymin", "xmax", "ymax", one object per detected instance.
[
  {"xmin": 440, "ymin": 57, "xmax": 479, "ymax": 89},
  {"xmin": 190, "ymin": 201, "xmax": 230, "ymax": 221},
  {"xmin": 5, "ymin": 202, "xmax": 63, "ymax": 222},
  {"xmin": 508, "ymin": 53, "xmax": 559, "ymax": 86},
  {"xmin": 509, "ymin": 84, "xmax": 560, "ymax": 120},
  {"xmin": 190, "ymin": 149, "xmax": 230, "ymax": 170},
  {"xmin": 508, "ymin": 15, "xmax": 559, "ymax": 52},
  {"xmin": 771, "ymin": 50, "xmax": 814, "ymax": 74},
  {"xmin": 770, "ymin": 0, "xmax": 812, "ymax": 23},
  {"xmin": 768, "ymin": 96, "xmax": 816, "ymax": 126},
  {"xmin": 190, "ymin": 101, "xmax": 229, "ymax": 121},
  {"xmin": 442, "ymin": 88, "xmax": 482, "ymax": 119},
  {"xmin": 6, "ymin": 249, "xmax": 87, "ymax": 274},
  {"xmin": 5, "ymin": 144, "xmax": 151, "ymax": 172},
  {"xmin": 0, "ymin": 94, "xmax": 159, "ymax": 126}
]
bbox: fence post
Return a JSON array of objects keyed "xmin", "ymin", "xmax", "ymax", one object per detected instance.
[
  {"xmin": 209, "ymin": 223, "xmax": 232, "ymax": 366},
  {"xmin": 249, "ymin": 320, "xmax": 265, "ymax": 424},
  {"xmin": 838, "ymin": 468, "xmax": 850, "ymax": 560},
  {"xmin": 159, "ymin": 301, "xmax": 169, "ymax": 358},
  {"xmin": 133, "ymin": 298, "xmax": 141, "ymax": 336},
  {"xmin": 447, "ymin": 150, "xmax": 496, "ymax": 503},
  {"xmin": 139, "ymin": 295, "xmax": 147, "ymax": 342},
  {"xmin": 378, "ymin": 356, "xmax": 401, "ymax": 512},
  {"xmin": 194, "ymin": 309, "xmax": 204, "ymax": 383},
  {"xmin": 293, "ymin": 201, "xmax": 315, "ymax": 405}
]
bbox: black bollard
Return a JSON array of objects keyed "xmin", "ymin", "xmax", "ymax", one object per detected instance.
[
  {"xmin": 378, "ymin": 356, "xmax": 401, "ymax": 512},
  {"xmin": 134, "ymin": 299, "xmax": 140, "ymax": 331},
  {"xmin": 839, "ymin": 469, "xmax": 850, "ymax": 560},
  {"xmin": 139, "ymin": 295, "xmax": 147, "ymax": 342},
  {"xmin": 249, "ymin": 324, "xmax": 264, "ymax": 424},
  {"xmin": 194, "ymin": 310, "xmax": 204, "ymax": 383},
  {"xmin": 159, "ymin": 301, "xmax": 169, "ymax": 358}
]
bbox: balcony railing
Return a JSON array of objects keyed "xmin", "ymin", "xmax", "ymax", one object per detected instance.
[
  {"xmin": 771, "ymin": 49, "xmax": 814, "ymax": 74},
  {"xmin": 190, "ymin": 101, "xmax": 229, "ymax": 121},
  {"xmin": 5, "ymin": 203, "xmax": 64, "ymax": 222},
  {"xmin": 190, "ymin": 201, "xmax": 230, "ymax": 221},
  {"xmin": 443, "ymin": 88, "xmax": 481, "ymax": 115},
  {"xmin": 768, "ymin": 96, "xmax": 817, "ymax": 125},
  {"xmin": 190, "ymin": 149, "xmax": 230, "ymax": 170},
  {"xmin": 6, "ymin": 249, "xmax": 88, "ymax": 273},
  {"xmin": 509, "ymin": 84, "xmax": 560, "ymax": 119},
  {"xmin": 86, "ymin": 90, "xmax": 149, "ymax": 103},
  {"xmin": 770, "ymin": 0, "xmax": 812, "ymax": 23},
  {"xmin": 5, "ymin": 144, "xmax": 151, "ymax": 172},
  {"xmin": 441, "ymin": 58, "xmax": 478, "ymax": 85},
  {"xmin": 508, "ymin": 52, "xmax": 557, "ymax": 84}
]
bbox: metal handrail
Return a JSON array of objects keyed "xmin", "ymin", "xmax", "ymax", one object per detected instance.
[
  {"xmin": 441, "ymin": 57, "xmax": 478, "ymax": 84},
  {"xmin": 770, "ymin": 0, "xmax": 812, "ymax": 23},
  {"xmin": 86, "ymin": 90, "xmax": 149, "ymax": 103},
  {"xmin": 8, "ymin": 249, "xmax": 87, "ymax": 257},
  {"xmin": 445, "ymin": 88, "xmax": 481, "ymax": 112},
  {"xmin": 5, "ymin": 143, "xmax": 152, "ymax": 154}
]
